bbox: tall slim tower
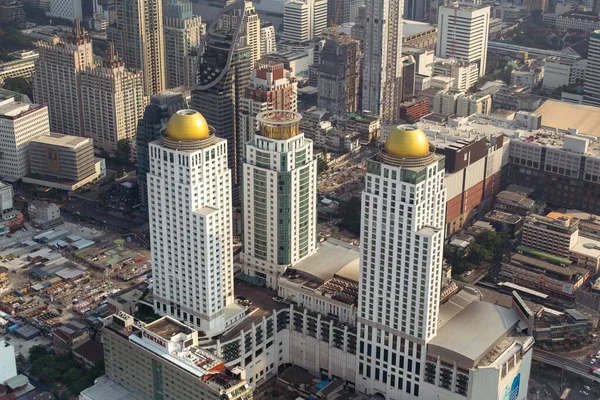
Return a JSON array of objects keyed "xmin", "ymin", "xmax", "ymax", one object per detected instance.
[
  {"xmin": 356, "ymin": 125, "xmax": 446, "ymax": 398},
  {"xmin": 436, "ymin": 3, "xmax": 490, "ymax": 78},
  {"xmin": 191, "ymin": 1, "xmax": 252, "ymax": 204},
  {"xmin": 80, "ymin": 44, "xmax": 145, "ymax": 154},
  {"xmin": 108, "ymin": 0, "xmax": 165, "ymax": 96},
  {"xmin": 361, "ymin": 0, "xmax": 403, "ymax": 123},
  {"xmin": 282, "ymin": 0, "xmax": 327, "ymax": 43},
  {"xmin": 239, "ymin": 61, "xmax": 297, "ymax": 158},
  {"xmin": 219, "ymin": 0, "xmax": 262, "ymax": 67},
  {"xmin": 241, "ymin": 111, "xmax": 317, "ymax": 288},
  {"xmin": 149, "ymin": 109, "xmax": 238, "ymax": 335},
  {"xmin": 33, "ymin": 20, "xmax": 94, "ymax": 136},
  {"xmin": 163, "ymin": 0, "xmax": 204, "ymax": 90},
  {"xmin": 584, "ymin": 30, "xmax": 600, "ymax": 106}
]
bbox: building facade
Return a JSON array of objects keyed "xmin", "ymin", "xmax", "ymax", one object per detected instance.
[
  {"xmin": 242, "ymin": 111, "xmax": 317, "ymax": 288},
  {"xmin": 108, "ymin": 0, "xmax": 166, "ymax": 96},
  {"xmin": 260, "ymin": 23, "xmax": 277, "ymax": 56},
  {"xmin": 584, "ymin": 31, "xmax": 600, "ymax": 105},
  {"xmin": 522, "ymin": 213, "xmax": 580, "ymax": 259},
  {"xmin": 282, "ymin": 0, "xmax": 327, "ymax": 43},
  {"xmin": 48, "ymin": 0, "xmax": 82, "ymax": 21},
  {"xmin": 356, "ymin": 125, "xmax": 446, "ymax": 397},
  {"xmin": 163, "ymin": 0, "xmax": 204, "ymax": 90},
  {"xmin": 436, "ymin": 4, "xmax": 490, "ymax": 78}
]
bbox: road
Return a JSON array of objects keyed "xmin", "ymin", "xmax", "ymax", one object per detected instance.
[{"xmin": 533, "ymin": 349, "xmax": 600, "ymax": 383}]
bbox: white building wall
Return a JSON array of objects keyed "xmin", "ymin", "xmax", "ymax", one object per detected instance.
[
  {"xmin": 0, "ymin": 339, "xmax": 17, "ymax": 384},
  {"xmin": 49, "ymin": 0, "xmax": 82, "ymax": 20},
  {"xmin": 543, "ymin": 59, "xmax": 572, "ymax": 90}
]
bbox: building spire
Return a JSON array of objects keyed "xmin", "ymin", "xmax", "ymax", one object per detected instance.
[
  {"xmin": 70, "ymin": 18, "xmax": 90, "ymax": 45},
  {"xmin": 103, "ymin": 42, "xmax": 122, "ymax": 69}
]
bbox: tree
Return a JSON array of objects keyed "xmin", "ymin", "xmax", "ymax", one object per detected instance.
[
  {"xmin": 3, "ymin": 77, "xmax": 33, "ymax": 100},
  {"xmin": 317, "ymin": 149, "xmax": 329, "ymax": 174},
  {"xmin": 28, "ymin": 344, "xmax": 47, "ymax": 362},
  {"xmin": 404, "ymin": 114, "xmax": 417, "ymax": 124},
  {"xmin": 338, "ymin": 196, "xmax": 362, "ymax": 237},
  {"xmin": 115, "ymin": 139, "xmax": 131, "ymax": 164}
]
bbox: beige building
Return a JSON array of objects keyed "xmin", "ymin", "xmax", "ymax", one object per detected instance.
[
  {"xmin": 108, "ymin": 0, "xmax": 166, "ymax": 96},
  {"xmin": 163, "ymin": 0, "xmax": 204, "ymax": 90},
  {"xmin": 81, "ymin": 46, "xmax": 145, "ymax": 154},
  {"xmin": 0, "ymin": 50, "xmax": 38, "ymax": 83},
  {"xmin": 219, "ymin": 0, "xmax": 261, "ymax": 67},
  {"xmin": 33, "ymin": 21, "xmax": 94, "ymax": 137},
  {"xmin": 102, "ymin": 313, "xmax": 253, "ymax": 400},
  {"xmin": 522, "ymin": 212, "xmax": 580, "ymax": 259},
  {"xmin": 456, "ymin": 93, "xmax": 492, "ymax": 117}
]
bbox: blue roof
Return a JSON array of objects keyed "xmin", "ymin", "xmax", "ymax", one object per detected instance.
[{"xmin": 315, "ymin": 380, "xmax": 330, "ymax": 390}]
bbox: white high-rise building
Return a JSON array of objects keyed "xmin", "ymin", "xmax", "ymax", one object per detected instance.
[
  {"xmin": 356, "ymin": 125, "xmax": 446, "ymax": 398},
  {"xmin": 260, "ymin": 23, "xmax": 277, "ymax": 56},
  {"xmin": 48, "ymin": 0, "xmax": 82, "ymax": 21},
  {"xmin": 584, "ymin": 30, "xmax": 600, "ymax": 105},
  {"xmin": 164, "ymin": 0, "xmax": 204, "ymax": 90},
  {"xmin": 241, "ymin": 111, "xmax": 317, "ymax": 288},
  {"xmin": 0, "ymin": 98, "xmax": 49, "ymax": 180},
  {"xmin": 149, "ymin": 109, "xmax": 244, "ymax": 336},
  {"xmin": 282, "ymin": 0, "xmax": 327, "ymax": 43},
  {"xmin": 361, "ymin": 0, "xmax": 403, "ymax": 122},
  {"xmin": 436, "ymin": 3, "xmax": 490, "ymax": 78}
]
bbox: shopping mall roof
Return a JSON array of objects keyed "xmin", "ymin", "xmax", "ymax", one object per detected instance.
[
  {"xmin": 534, "ymin": 99, "xmax": 600, "ymax": 137},
  {"xmin": 292, "ymin": 239, "xmax": 359, "ymax": 283}
]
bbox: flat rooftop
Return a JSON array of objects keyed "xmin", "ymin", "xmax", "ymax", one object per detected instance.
[
  {"xmin": 79, "ymin": 376, "xmax": 143, "ymax": 400},
  {"xmin": 535, "ymin": 99, "xmax": 600, "ymax": 138},
  {"xmin": 571, "ymin": 236, "xmax": 600, "ymax": 259},
  {"xmin": 32, "ymin": 132, "xmax": 91, "ymax": 149},
  {"xmin": 496, "ymin": 190, "xmax": 535, "ymax": 207},
  {"xmin": 486, "ymin": 210, "xmax": 522, "ymax": 224},
  {"xmin": 144, "ymin": 317, "xmax": 194, "ymax": 341},
  {"xmin": 292, "ymin": 239, "xmax": 359, "ymax": 283},
  {"xmin": 402, "ymin": 20, "xmax": 436, "ymax": 37},
  {"xmin": 0, "ymin": 98, "xmax": 44, "ymax": 119},
  {"xmin": 509, "ymin": 253, "xmax": 588, "ymax": 278}
]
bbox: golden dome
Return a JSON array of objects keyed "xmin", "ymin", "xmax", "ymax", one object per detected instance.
[
  {"xmin": 166, "ymin": 109, "xmax": 210, "ymax": 141},
  {"xmin": 384, "ymin": 125, "xmax": 430, "ymax": 158}
]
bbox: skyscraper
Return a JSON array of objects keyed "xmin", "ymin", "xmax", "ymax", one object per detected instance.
[
  {"xmin": 80, "ymin": 44, "xmax": 145, "ymax": 154},
  {"xmin": 356, "ymin": 125, "xmax": 446, "ymax": 397},
  {"xmin": 436, "ymin": 3, "xmax": 490, "ymax": 78},
  {"xmin": 361, "ymin": 0, "xmax": 403, "ymax": 122},
  {"xmin": 149, "ymin": 109, "xmax": 243, "ymax": 335},
  {"xmin": 163, "ymin": 0, "xmax": 204, "ymax": 90},
  {"xmin": 404, "ymin": 0, "xmax": 428, "ymax": 22},
  {"xmin": 317, "ymin": 34, "xmax": 361, "ymax": 116},
  {"xmin": 218, "ymin": 0, "xmax": 262, "ymax": 67},
  {"xmin": 191, "ymin": 1, "xmax": 251, "ymax": 204},
  {"xmin": 33, "ymin": 20, "xmax": 94, "ymax": 136},
  {"xmin": 584, "ymin": 30, "xmax": 600, "ymax": 106},
  {"xmin": 136, "ymin": 91, "xmax": 188, "ymax": 208},
  {"xmin": 282, "ymin": 0, "xmax": 327, "ymax": 43},
  {"xmin": 260, "ymin": 22, "xmax": 277, "ymax": 56},
  {"xmin": 108, "ymin": 0, "xmax": 166, "ymax": 96},
  {"xmin": 239, "ymin": 61, "xmax": 297, "ymax": 159},
  {"xmin": 241, "ymin": 111, "xmax": 317, "ymax": 288}
]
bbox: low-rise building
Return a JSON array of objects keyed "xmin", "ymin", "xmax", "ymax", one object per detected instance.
[
  {"xmin": 53, "ymin": 320, "xmax": 90, "ymax": 354},
  {"xmin": 522, "ymin": 212, "xmax": 580, "ymax": 259},
  {"xmin": 73, "ymin": 339, "xmax": 103, "ymax": 369},
  {"xmin": 402, "ymin": 20, "xmax": 437, "ymax": 50},
  {"xmin": 0, "ymin": 0, "xmax": 24, "ymax": 25},
  {"xmin": 484, "ymin": 210, "xmax": 524, "ymax": 238},
  {"xmin": 107, "ymin": 283, "xmax": 149, "ymax": 315},
  {"xmin": 28, "ymin": 200, "xmax": 62, "ymax": 229},
  {"xmin": 501, "ymin": 252, "xmax": 589, "ymax": 298},
  {"xmin": 534, "ymin": 307, "xmax": 593, "ymax": 344},
  {"xmin": 556, "ymin": 11, "xmax": 600, "ymax": 32},
  {"xmin": 335, "ymin": 113, "xmax": 380, "ymax": 142},
  {"xmin": 0, "ymin": 50, "xmax": 38, "ymax": 83},
  {"xmin": 493, "ymin": 3, "xmax": 528, "ymax": 22},
  {"xmin": 492, "ymin": 86, "xmax": 543, "ymax": 111},
  {"xmin": 455, "ymin": 93, "xmax": 492, "ymax": 117},
  {"xmin": 398, "ymin": 97, "xmax": 430, "ymax": 121},
  {"xmin": 494, "ymin": 186, "xmax": 544, "ymax": 216}
]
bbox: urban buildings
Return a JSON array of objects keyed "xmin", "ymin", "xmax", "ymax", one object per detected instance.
[
  {"xmin": 108, "ymin": 0, "xmax": 166, "ymax": 96},
  {"xmin": 260, "ymin": 23, "xmax": 277, "ymax": 56},
  {"xmin": 361, "ymin": 0, "xmax": 403, "ymax": 122},
  {"xmin": 148, "ymin": 109, "xmax": 244, "ymax": 335},
  {"xmin": 241, "ymin": 111, "xmax": 318, "ymax": 288},
  {"xmin": 0, "ymin": 1, "xmax": 24, "ymax": 25},
  {"xmin": 522, "ymin": 212, "xmax": 580, "ymax": 258},
  {"xmin": 282, "ymin": 0, "xmax": 327, "ymax": 43},
  {"xmin": 0, "ymin": 50, "xmax": 38, "ymax": 83},
  {"xmin": 433, "ymin": 58, "xmax": 479, "ymax": 91},
  {"xmin": 33, "ymin": 21, "xmax": 94, "ymax": 137},
  {"xmin": 436, "ymin": 3, "xmax": 490, "ymax": 78},
  {"xmin": 455, "ymin": 92, "xmax": 492, "ymax": 116},
  {"xmin": 0, "ymin": 98, "xmax": 49, "ymax": 180},
  {"xmin": 402, "ymin": 21, "xmax": 438, "ymax": 50},
  {"xmin": 163, "ymin": 0, "xmax": 204, "ymax": 90},
  {"xmin": 23, "ymin": 133, "xmax": 104, "ymax": 191},
  {"xmin": 80, "ymin": 45, "xmax": 145, "ymax": 154},
  {"xmin": 238, "ymin": 61, "xmax": 297, "ymax": 159},
  {"xmin": 556, "ymin": 11, "xmax": 600, "ymax": 33},
  {"xmin": 584, "ymin": 31, "xmax": 600, "ymax": 106},
  {"xmin": 356, "ymin": 125, "xmax": 446, "ymax": 397},
  {"xmin": 404, "ymin": 0, "xmax": 428, "ymax": 23},
  {"xmin": 136, "ymin": 91, "xmax": 188, "ymax": 208},
  {"xmin": 398, "ymin": 97, "xmax": 430, "ymax": 121},
  {"xmin": 48, "ymin": 0, "xmax": 82, "ymax": 21},
  {"xmin": 317, "ymin": 34, "xmax": 361, "ymax": 116},
  {"xmin": 0, "ymin": 339, "xmax": 17, "ymax": 384},
  {"xmin": 191, "ymin": 1, "xmax": 251, "ymax": 203},
  {"xmin": 102, "ymin": 313, "xmax": 252, "ymax": 400},
  {"xmin": 219, "ymin": 0, "xmax": 262, "ymax": 67},
  {"xmin": 327, "ymin": 0, "xmax": 362, "ymax": 25}
]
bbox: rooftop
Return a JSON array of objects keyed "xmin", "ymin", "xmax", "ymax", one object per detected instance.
[
  {"xmin": 571, "ymin": 236, "xmax": 600, "ymax": 259},
  {"xmin": 0, "ymin": 98, "xmax": 45, "ymax": 120},
  {"xmin": 144, "ymin": 317, "xmax": 194, "ymax": 341},
  {"xmin": 508, "ymin": 253, "xmax": 589, "ymax": 278},
  {"xmin": 496, "ymin": 191, "xmax": 535, "ymax": 207},
  {"xmin": 32, "ymin": 132, "xmax": 92, "ymax": 149},
  {"xmin": 485, "ymin": 210, "xmax": 523, "ymax": 224},
  {"xmin": 402, "ymin": 20, "xmax": 436, "ymax": 37},
  {"xmin": 291, "ymin": 239, "xmax": 359, "ymax": 283},
  {"xmin": 534, "ymin": 99, "xmax": 600, "ymax": 138},
  {"xmin": 79, "ymin": 376, "xmax": 142, "ymax": 400}
]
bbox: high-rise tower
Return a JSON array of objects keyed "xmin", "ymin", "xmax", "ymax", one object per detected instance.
[
  {"xmin": 33, "ymin": 20, "xmax": 94, "ymax": 136},
  {"xmin": 282, "ymin": 0, "xmax": 327, "ymax": 43},
  {"xmin": 584, "ymin": 30, "xmax": 600, "ymax": 106},
  {"xmin": 361, "ymin": 0, "xmax": 403, "ymax": 122},
  {"xmin": 356, "ymin": 125, "xmax": 446, "ymax": 398},
  {"xmin": 108, "ymin": 0, "xmax": 166, "ymax": 96},
  {"xmin": 191, "ymin": 1, "xmax": 252, "ymax": 204},
  {"xmin": 149, "ymin": 109, "xmax": 242, "ymax": 335},
  {"xmin": 163, "ymin": 0, "xmax": 204, "ymax": 90},
  {"xmin": 241, "ymin": 111, "xmax": 317, "ymax": 288}
]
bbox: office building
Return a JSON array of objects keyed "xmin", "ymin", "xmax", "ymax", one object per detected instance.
[
  {"xmin": 33, "ymin": 21, "xmax": 94, "ymax": 137},
  {"xmin": 317, "ymin": 35, "xmax": 361, "ymax": 116},
  {"xmin": 48, "ymin": 0, "xmax": 81, "ymax": 21},
  {"xmin": 522, "ymin": 212, "xmax": 580, "ymax": 259},
  {"xmin": 0, "ymin": 98, "xmax": 49, "ymax": 180},
  {"xmin": 361, "ymin": 0, "xmax": 403, "ymax": 122},
  {"xmin": 218, "ymin": 0, "xmax": 262, "ymax": 67},
  {"xmin": 436, "ymin": 3, "xmax": 490, "ymax": 78},
  {"xmin": 239, "ymin": 61, "xmax": 297, "ymax": 158},
  {"xmin": 455, "ymin": 92, "xmax": 492, "ymax": 116},
  {"xmin": 102, "ymin": 313, "xmax": 252, "ymax": 400},
  {"xmin": 108, "ymin": 0, "xmax": 165, "ymax": 96},
  {"xmin": 163, "ymin": 0, "xmax": 204, "ymax": 90},
  {"xmin": 337, "ymin": 113, "xmax": 381, "ymax": 141},
  {"xmin": 282, "ymin": 0, "xmax": 327, "ymax": 43},
  {"xmin": 402, "ymin": 21, "xmax": 437, "ymax": 50},
  {"xmin": 584, "ymin": 31, "xmax": 600, "ymax": 106},
  {"xmin": 0, "ymin": 50, "xmax": 38, "ymax": 83},
  {"xmin": 260, "ymin": 23, "xmax": 277, "ymax": 56},
  {"xmin": 356, "ymin": 125, "xmax": 446, "ymax": 397},
  {"xmin": 327, "ymin": 0, "xmax": 363, "ymax": 25},
  {"xmin": 191, "ymin": 2, "xmax": 252, "ymax": 204},
  {"xmin": 433, "ymin": 58, "xmax": 479, "ymax": 91},
  {"xmin": 432, "ymin": 88, "xmax": 464, "ymax": 116},
  {"xmin": 241, "ymin": 111, "xmax": 318, "ymax": 288},
  {"xmin": 404, "ymin": 0, "xmax": 428, "ymax": 22},
  {"xmin": 0, "ymin": 0, "xmax": 24, "ymax": 25},
  {"xmin": 137, "ymin": 91, "xmax": 188, "ymax": 208},
  {"xmin": 556, "ymin": 11, "xmax": 600, "ymax": 33},
  {"xmin": 148, "ymin": 109, "xmax": 244, "ymax": 335},
  {"xmin": 23, "ymin": 133, "xmax": 104, "ymax": 191},
  {"xmin": 80, "ymin": 44, "xmax": 145, "ymax": 154}
]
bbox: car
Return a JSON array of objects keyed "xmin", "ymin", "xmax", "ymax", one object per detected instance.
[
  {"xmin": 272, "ymin": 296, "xmax": 284, "ymax": 303},
  {"xmin": 584, "ymin": 385, "xmax": 591, "ymax": 391},
  {"xmin": 465, "ymin": 271, "xmax": 472, "ymax": 277},
  {"xmin": 591, "ymin": 359, "xmax": 596, "ymax": 364},
  {"xmin": 579, "ymin": 390, "xmax": 589, "ymax": 396}
]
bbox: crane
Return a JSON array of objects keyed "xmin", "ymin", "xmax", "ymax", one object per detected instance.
[{"xmin": 330, "ymin": 0, "xmax": 342, "ymax": 37}]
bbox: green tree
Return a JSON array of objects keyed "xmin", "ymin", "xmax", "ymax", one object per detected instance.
[
  {"xmin": 338, "ymin": 196, "xmax": 362, "ymax": 236},
  {"xmin": 0, "ymin": 27, "xmax": 35, "ymax": 61},
  {"xmin": 3, "ymin": 77, "xmax": 33, "ymax": 100},
  {"xmin": 28, "ymin": 344, "xmax": 47, "ymax": 362},
  {"xmin": 404, "ymin": 114, "xmax": 417, "ymax": 124},
  {"xmin": 317, "ymin": 149, "xmax": 329, "ymax": 174},
  {"xmin": 115, "ymin": 139, "xmax": 131, "ymax": 164}
]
